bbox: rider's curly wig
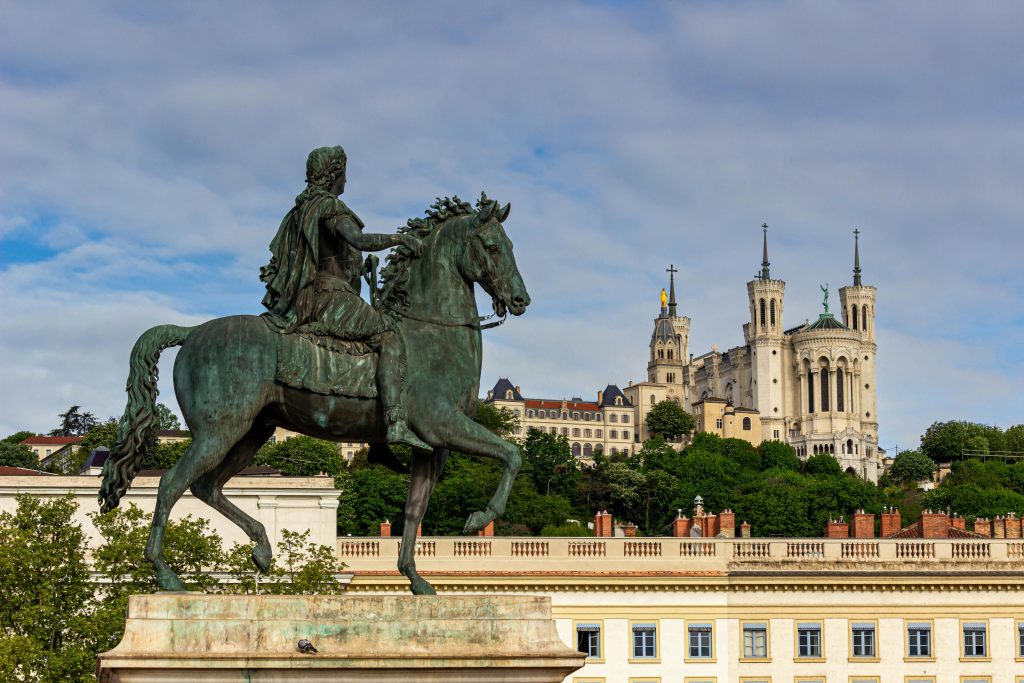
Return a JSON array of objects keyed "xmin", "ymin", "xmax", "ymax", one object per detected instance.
[{"xmin": 305, "ymin": 145, "xmax": 347, "ymax": 188}]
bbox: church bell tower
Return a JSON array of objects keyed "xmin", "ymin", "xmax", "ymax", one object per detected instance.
[
  {"xmin": 839, "ymin": 229, "xmax": 878, "ymax": 438},
  {"xmin": 745, "ymin": 224, "xmax": 786, "ymax": 438},
  {"xmin": 648, "ymin": 265, "xmax": 689, "ymax": 391}
]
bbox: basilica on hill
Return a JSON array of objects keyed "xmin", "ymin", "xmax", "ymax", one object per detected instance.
[{"xmin": 487, "ymin": 227, "xmax": 882, "ymax": 482}]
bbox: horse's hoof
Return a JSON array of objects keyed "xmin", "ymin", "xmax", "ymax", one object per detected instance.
[
  {"xmin": 252, "ymin": 544, "xmax": 273, "ymax": 573},
  {"xmin": 156, "ymin": 571, "xmax": 188, "ymax": 592},
  {"xmin": 410, "ymin": 577, "xmax": 436, "ymax": 595},
  {"xmin": 463, "ymin": 510, "xmax": 492, "ymax": 535}
]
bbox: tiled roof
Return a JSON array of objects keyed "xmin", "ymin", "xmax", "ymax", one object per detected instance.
[
  {"xmin": 526, "ymin": 399, "xmax": 600, "ymax": 411},
  {"xmin": 488, "ymin": 378, "xmax": 523, "ymax": 401},
  {"xmin": 804, "ymin": 312, "xmax": 850, "ymax": 331},
  {"xmin": 885, "ymin": 521, "xmax": 983, "ymax": 539},
  {"xmin": 0, "ymin": 466, "xmax": 54, "ymax": 476},
  {"xmin": 20, "ymin": 436, "xmax": 83, "ymax": 446}
]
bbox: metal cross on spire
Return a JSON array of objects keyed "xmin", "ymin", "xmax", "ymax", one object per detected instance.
[
  {"xmin": 853, "ymin": 228, "xmax": 862, "ymax": 286},
  {"xmin": 666, "ymin": 264, "xmax": 678, "ymax": 316},
  {"xmin": 760, "ymin": 223, "xmax": 771, "ymax": 280}
]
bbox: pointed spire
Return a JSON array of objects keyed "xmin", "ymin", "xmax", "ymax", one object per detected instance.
[
  {"xmin": 853, "ymin": 228, "xmax": 862, "ymax": 286},
  {"xmin": 666, "ymin": 264, "xmax": 678, "ymax": 317},
  {"xmin": 760, "ymin": 223, "xmax": 771, "ymax": 280}
]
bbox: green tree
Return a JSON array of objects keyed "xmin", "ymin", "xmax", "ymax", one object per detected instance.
[
  {"xmin": 804, "ymin": 453, "xmax": 843, "ymax": 478},
  {"xmin": 0, "ymin": 495, "xmax": 96, "ymax": 682},
  {"xmin": 521, "ymin": 428, "xmax": 579, "ymax": 498},
  {"xmin": 920, "ymin": 420, "xmax": 990, "ymax": 462},
  {"xmin": 474, "ymin": 402, "xmax": 519, "ymax": 439},
  {"xmin": 49, "ymin": 405, "xmax": 99, "ymax": 437},
  {"xmin": 759, "ymin": 440, "xmax": 801, "ymax": 471},
  {"xmin": 0, "ymin": 441, "xmax": 38, "ymax": 469},
  {"xmin": 645, "ymin": 400, "xmax": 695, "ymax": 441},
  {"xmin": 1, "ymin": 430, "xmax": 35, "ymax": 445},
  {"xmin": 255, "ymin": 435, "xmax": 344, "ymax": 477},
  {"xmin": 145, "ymin": 438, "xmax": 191, "ymax": 470},
  {"xmin": 154, "ymin": 403, "xmax": 182, "ymax": 431},
  {"xmin": 1005, "ymin": 424, "xmax": 1024, "ymax": 454},
  {"xmin": 889, "ymin": 450, "xmax": 935, "ymax": 486}
]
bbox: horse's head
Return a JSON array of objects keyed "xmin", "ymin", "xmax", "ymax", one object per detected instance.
[{"xmin": 462, "ymin": 196, "xmax": 530, "ymax": 318}]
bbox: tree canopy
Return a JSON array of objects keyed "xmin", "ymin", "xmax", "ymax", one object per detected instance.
[
  {"xmin": 889, "ymin": 450, "xmax": 935, "ymax": 485},
  {"xmin": 645, "ymin": 400, "xmax": 695, "ymax": 441},
  {"xmin": 0, "ymin": 442, "xmax": 38, "ymax": 469},
  {"xmin": 49, "ymin": 405, "xmax": 99, "ymax": 437}
]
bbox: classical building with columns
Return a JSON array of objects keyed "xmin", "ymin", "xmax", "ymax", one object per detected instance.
[{"xmin": 640, "ymin": 228, "xmax": 882, "ymax": 480}]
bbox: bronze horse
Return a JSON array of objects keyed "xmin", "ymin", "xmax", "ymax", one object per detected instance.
[{"xmin": 99, "ymin": 195, "xmax": 529, "ymax": 595}]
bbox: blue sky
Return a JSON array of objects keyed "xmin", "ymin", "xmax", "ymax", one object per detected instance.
[{"xmin": 1, "ymin": 1, "xmax": 1022, "ymax": 451}]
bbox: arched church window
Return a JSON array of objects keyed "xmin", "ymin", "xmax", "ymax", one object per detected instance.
[
  {"xmin": 759, "ymin": 298, "xmax": 766, "ymax": 327},
  {"xmin": 770, "ymin": 299, "xmax": 776, "ymax": 327},
  {"xmin": 820, "ymin": 368, "xmax": 830, "ymax": 412},
  {"xmin": 862, "ymin": 305, "xmax": 868, "ymax": 332},
  {"xmin": 658, "ymin": 349, "xmax": 664, "ymax": 359},
  {"xmin": 742, "ymin": 417, "xmax": 752, "ymax": 430},
  {"xmin": 667, "ymin": 348, "xmax": 673, "ymax": 359},
  {"xmin": 847, "ymin": 438, "xmax": 853, "ymax": 454},
  {"xmin": 807, "ymin": 371, "xmax": 815, "ymax": 413},
  {"xmin": 852, "ymin": 306, "xmax": 858, "ymax": 330},
  {"xmin": 836, "ymin": 370, "xmax": 845, "ymax": 412}
]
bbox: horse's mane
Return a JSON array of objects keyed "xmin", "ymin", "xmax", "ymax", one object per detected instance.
[{"xmin": 379, "ymin": 193, "xmax": 491, "ymax": 309}]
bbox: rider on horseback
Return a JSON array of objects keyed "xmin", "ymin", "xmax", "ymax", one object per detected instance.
[{"xmin": 259, "ymin": 145, "xmax": 431, "ymax": 451}]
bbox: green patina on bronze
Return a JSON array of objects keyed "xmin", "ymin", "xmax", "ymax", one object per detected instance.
[{"xmin": 98, "ymin": 147, "xmax": 530, "ymax": 595}]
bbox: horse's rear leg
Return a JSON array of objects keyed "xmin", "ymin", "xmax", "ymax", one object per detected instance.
[
  {"xmin": 398, "ymin": 447, "xmax": 449, "ymax": 595},
  {"xmin": 189, "ymin": 425, "xmax": 275, "ymax": 573},
  {"xmin": 145, "ymin": 432, "xmax": 239, "ymax": 591}
]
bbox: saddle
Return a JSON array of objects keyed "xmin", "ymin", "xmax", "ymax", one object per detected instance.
[{"xmin": 274, "ymin": 327, "xmax": 378, "ymax": 399}]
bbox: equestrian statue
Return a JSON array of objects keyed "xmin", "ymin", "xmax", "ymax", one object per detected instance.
[{"xmin": 98, "ymin": 145, "xmax": 531, "ymax": 595}]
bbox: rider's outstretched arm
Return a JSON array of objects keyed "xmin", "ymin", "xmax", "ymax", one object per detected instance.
[{"xmin": 329, "ymin": 216, "xmax": 417, "ymax": 253}]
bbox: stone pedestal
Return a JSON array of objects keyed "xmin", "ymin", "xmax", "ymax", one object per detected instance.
[{"xmin": 97, "ymin": 594, "xmax": 584, "ymax": 682}]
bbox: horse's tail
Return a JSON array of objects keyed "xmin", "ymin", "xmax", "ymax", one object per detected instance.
[{"xmin": 99, "ymin": 324, "xmax": 194, "ymax": 513}]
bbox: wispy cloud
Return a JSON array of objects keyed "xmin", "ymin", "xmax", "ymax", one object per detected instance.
[{"xmin": 1, "ymin": 1, "xmax": 1021, "ymax": 448}]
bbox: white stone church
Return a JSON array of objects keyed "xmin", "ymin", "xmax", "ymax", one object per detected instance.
[
  {"xmin": 487, "ymin": 227, "xmax": 882, "ymax": 481},
  {"xmin": 640, "ymin": 227, "xmax": 882, "ymax": 480}
]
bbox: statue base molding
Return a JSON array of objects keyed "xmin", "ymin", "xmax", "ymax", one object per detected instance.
[{"xmin": 96, "ymin": 593, "xmax": 584, "ymax": 682}]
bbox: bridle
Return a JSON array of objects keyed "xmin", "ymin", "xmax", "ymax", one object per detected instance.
[{"xmin": 382, "ymin": 220, "xmax": 514, "ymax": 331}]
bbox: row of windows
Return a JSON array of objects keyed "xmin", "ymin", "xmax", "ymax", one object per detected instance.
[
  {"xmin": 575, "ymin": 619, "xmax": 1024, "ymax": 661},
  {"xmin": 713, "ymin": 417, "xmax": 753, "ymax": 431},
  {"xmin": 523, "ymin": 409, "xmax": 630, "ymax": 422},
  {"xmin": 806, "ymin": 368, "xmax": 853, "ymax": 413},
  {"xmin": 578, "ymin": 679, "xmax": 1011, "ymax": 683},
  {"xmin": 850, "ymin": 303, "xmax": 870, "ymax": 332},
  {"xmin": 758, "ymin": 297, "xmax": 779, "ymax": 329}
]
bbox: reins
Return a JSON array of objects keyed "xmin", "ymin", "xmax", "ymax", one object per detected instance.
[{"xmin": 382, "ymin": 302, "xmax": 506, "ymax": 331}]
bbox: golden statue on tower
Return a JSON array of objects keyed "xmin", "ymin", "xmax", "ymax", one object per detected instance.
[{"xmin": 660, "ymin": 288, "xmax": 668, "ymax": 309}]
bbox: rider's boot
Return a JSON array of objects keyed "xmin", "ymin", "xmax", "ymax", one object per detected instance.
[{"xmin": 385, "ymin": 405, "xmax": 431, "ymax": 451}]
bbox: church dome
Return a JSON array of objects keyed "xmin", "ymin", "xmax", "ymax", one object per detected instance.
[{"xmin": 651, "ymin": 316, "xmax": 676, "ymax": 345}]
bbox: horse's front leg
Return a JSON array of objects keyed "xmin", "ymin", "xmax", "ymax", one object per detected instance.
[
  {"xmin": 398, "ymin": 447, "xmax": 449, "ymax": 595},
  {"xmin": 438, "ymin": 413, "xmax": 521, "ymax": 534}
]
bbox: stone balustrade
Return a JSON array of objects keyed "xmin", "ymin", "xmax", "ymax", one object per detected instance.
[{"xmin": 336, "ymin": 535, "xmax": 1024, "ymax": 574}]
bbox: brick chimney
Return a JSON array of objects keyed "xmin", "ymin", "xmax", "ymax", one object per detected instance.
[
  {"xmin": 991, "ymin": 516, "xmax": 1006, "ymax": 539},
  {"xmin": 718, "ymin": 509, "xmax": 736, "ymax": 538},
  {"xmin": 1005, "ymin": 512, "xmax": 1022, "ymax": 539},
  {"xmin": 973, "ymin": 517, "xmax": 991, "ymax": 537},
  {"xmin": 594, "ymin": 510, "xmax": 613, "ymax": 538},
  {"xmin": 852, "ymin": 510, "xmax": 875, "ymax": 539},
  {"xmin": 475, "ymin": 520, "xmax": 495, "ymax": 537},
  {"xmin": 379, "ymin": 519, "xmax": 392, "ymax": 537},
  {"xmin": 623, "ymin": 523, "xmax": 638, "ymax": 537},
  {"xmin": 672, "ymin": 510, "xmax": 693, "ymax": 537},
  {"xmin": 739, "ymin": 521, "xmax": 751, "ymax": 538},
  {"xmin": 704, "ymin": 513, "xmax": 719, "ymax": 538},
  {"xmin": 920, "ymin": 509, "xmax": 949, "ymax": 539},
  {"xmin": 880, "ymin": 507, "xmax": 902, "ymax": 538},
  {"xmin": 826, "ymin": 517, "xmax": 850, "ymax": 538},
  {"xmin": 950, "ymin": 514, "xmax": 966, "ymax": 531}
]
